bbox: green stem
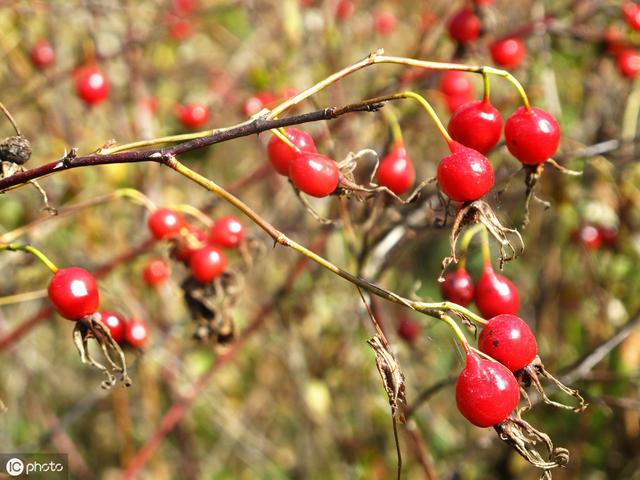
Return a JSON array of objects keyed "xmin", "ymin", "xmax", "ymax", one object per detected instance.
[
  {"xmin": 0, "ymin": 244, "xmax": 59, "ymax": 273},
  {"xmin": 482, "ymin": 71, "xmax": 491, "ymax": 103},
  {"xmin": 114, "ymin": 188, "xmax": 156, "ymax": 211},
  {"xmin": 440, "ymin": 314, "xmax": 470, "ymax": 351},
  {"xmin": 458, "ymin": 224, "xmax": 485, "ymax": 270},
  {"xmin": 480, "ymin": 226, "xmax": 491, "ymax": 264},
  {"xmin": 401, "ymin": 91, "xmax": 453, "ymax": 145},
  {"xmin": 271, "ymin": 128, "xmax": 299, "ymax": 152},
  {"xmin": 382, "ymin": 107, "xmax": 403, "ymax": 145}
]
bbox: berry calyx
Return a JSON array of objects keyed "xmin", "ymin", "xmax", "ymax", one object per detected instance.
[
  {"xmin": 456, "ymin": 349, "xmax": 520, "ymax": 427},
  {"xmin": 437, "ymin": 141, "xmax": 494, "ymax": 203},
  {"xmin": 75, "ymin": 66, "xmax": 109, "ymax": 106},
  {"xmin": 617, "ymin": 49, "xmax": 640, "ymax": 78},
  {"xmin": 267, "ymin": 128, "xmax": 317, "ymax": 176},
  {"xmin": 210, "ymin": 216, "xmax": 245, "ymax": 248},
  {"xmin": 478, "ymin": 314, "xmax": 537, "ymax": 372},
  {"xmin": 504, "ymin": 106, "xmax": 560, "ymax": 165},
  {"xmin": 475, "ymin": 263, "xmax": 520, "ymax": 319},
  {"xmin": 447, "ymin": 8, "xmax": 481, "ymax": 44},
  {"xmin": 176, "ymin": 103, "xmax": 210, "ymax": 129},
  {"xmin": 289, "ymin": 152, "xmax": 340, "ymax": 198},
  {"xmin": 623, "ymin": 2, "xmax": 640, "ymax": 31},
  {"xmin": 441, "ymin": 267, "xmax": 475, "ymax": 306},
  {"xmin": 48, "ymin": 267, "xmax": 100, "ymax": 320},
  {"xmin": 101, "ymin": 311, "xmax": 127, "ymax": 344},
  {"xmin": 173, "ymin": 225, "xmax": 207, "ymax": 262},
  {"xmin": 30, "ymin": 40, "xmax": 55, "ymax": 69},
  {"xmin": 397, "ymin": 315, "xmax": 422, "ymax": 343},
  {"xmin": 440, "ymin": 71, "xmax": 474, "ymax": 113},
  {"xmin": 448, "ymin": 100, "xmax": 503, "ymax": 154},
  {"xmin": 143, "ymin": 259, "xmax": 170, "ymax": 287},
  {"xmin": 148, "ymin": 208, "xmax": 187, "ymax": 240},
  {"xmin": 189, "ymin": 245, "xmax": 227, "ymax": 283},
  {"xmin": 490, "ymin": 37, "xmax": 526, "ymax": 68},
  {"xmin": 376, "ymin": 144, "xmax": 415, "ymax": 195},
  {"xmin": 126, "ymin": 318, "xmax": 149, "ymax": 349}
]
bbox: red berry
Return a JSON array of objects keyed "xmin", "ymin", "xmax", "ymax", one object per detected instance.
[
  {"xmin": 242, "ymin": 91, "xmax": 275, "ymax": 116},
  {"xmin": 448, "ymin": 8, "xmax": 481, "ymax": 44},
  {"xmin": 336, "ymin": 0, "xmax": 355, "ymax": 21},
  {"xmin": 48, "ymin": 267, "xmax": 100, "ymax": 321},
  {"xmin": 490, "ymin": 37, "xmax": 526, "ymax": 68},
  {"xmin": 456, "ymin": 349, "xmax": 520, "ymax": 427},
  {"xmin": 190, "ymin": 245, "xmax": 227, "ymax": 283},
  {"xmin": 126, "ymin": 318, "xmax": 149, "ymax": 349},
  {"xmin": 143, "ymin": 259, "xmax": 170, "ymax": 287},
  {"xmin": 475, "ymin": 263, "xmax": 520, "ymax": 319},
  {"xmin": 437, "ymin": 141, "xmax": 494, "ymax": 203},
  {"xmin": 504, "ymin": 106, "xmax": 560, "ymax": 165},
  {"xmin": 289, "ymin": 152, "xmax": 340, "ymax": 198},
  {"xmin": 448, "ymin": 100, "xmax": 502, "ymax": 154},
  {"xmin": 176, "ymin": 103, "xmax": 210, "ymax": 129},
  {"xmin": 604, "ymin": 26, "xmax": 626, "ymax": 56},
  {"xmin": 75, "ymin": 66, "xmax": 109, "ymax": 106},
  {"xmin": 173, "ymin": 225, "xmax": 208, "ymax": 262},
  {"xmin": 478, "ymin": 314, "xmax": 537, "ymax": 371},
  {"xmin": 599, "ymin": 225, "xmax": 618, "ymax": 248},
  {"xmin": 267, "ymin": 128, "xmax": 317, "ymax": 176},
  {"xmin": 148, "ymin": 208, "xmax": 187, "ymax": 240},
  {"xmin": 623, "ymin": 2, "xmax": 640, "ymax": 31},
  {"xmin": 30, "ymin": 40, "xmax": 55, "ymax": 69},
  {"xmin": 474, "ymin": 0, "xmax": 495, "ymax": 4},
  {"xmin": 101, "ymin": 311, "xmax": 127, "ymax": 344},
  {"xmin": 397, "ymin": 315, "xmax": 422, "ymax": 343},
  {"xmin": 210, "ymin": 216, "xmax": 245, "ymax": 248},
  {"xmin": 172, "ymin": 0, "xmax": 198, "ymax": 15},
  {"xmin": 441, "ymin": 267, "xmax": 475, "ymax": 306},
  {"xmin": 374, "ymin": 10, "xmax": 397, "ymax": 35},
  {"xmin": 574, "ymin": 224, "xmax": 602, "ymax": 250},
  {"xmin": 376, "ymin": 144, "xmax": 415, "ymax": 195},
  {"xmin": 617, "ymin": 49, "xmax": 640, "ymax": 78},
  {"xmin": 440, "ymin": 71, "xmax": 474, "ymax": 113}
]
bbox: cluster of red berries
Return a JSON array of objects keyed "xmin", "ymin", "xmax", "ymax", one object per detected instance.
[
  {"xmin": 604, "ymin": 3, "xmax": 640, "ymax": 78},
  {"xmin": 572, "ymin": 223, "xmax": 618, "ymax": 251},
  {"xmin": 442, "ymin": 262, "xmax": 519, "ymax": 319},
  {"xmin": 164, "ymin": 0, "xmax": 199, "ymax": 40},
  {"xmin": 101, "ymin": 312, "xmax": 149, "ymax": 349}
]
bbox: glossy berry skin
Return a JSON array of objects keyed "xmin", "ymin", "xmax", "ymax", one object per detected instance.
[
  {"xmin": 267, "ymin": 128, "xmax": 317, "ymax": 176},
  {"xmin": 377, "ymin": 144, "xmax": 415, "ymax": 195},
  {"xmin": 210, "ymin": 216, "xmax": 245, "ymax": 248},
  {"xmin": 623, "ymin": 2, "xmax": 640, "ymax": 31},
  {"xmin": 440, "ymin": 71, "xmax": 474, "ymax": 113},
  {"xmin": 441, "ymin": 267, "xmax": 474, "ymax": 306},
  {"xmin": 397, "ymin": 315, "xmax": 422, "ymax": 343},
  {"xmin": 289, "ymin": 152, "xmax": 340, "ymax": 198},
  {"xmin": 176, "ymin": 103, "xmax": 210, "ymax": 129},
  {"xmin": 48, "ymin": 267, "xmax": 100, "ymax": 320},
  {"xmin": 75, "ymin": 66, "xmax": 109, "ymax": 106},
  {"xmin": 437, "ymin": 141, "xmax": 494, "ymax": 203},
  {"xmin": 574, "ymin": 224, "xmax": 602, "ymax": 250},
  {"xmin": 143, "ymin": 259, "xmax": 170, "ymax": 287},
  {"xmin": 30, "ymin": 40, "xmax": 55, "ymax": 69},
  {"xmin": 504, "ymin": 107, "xmax": 560, "ymax": 165},
  {"xmin": 173, "ymin": 225, "xmax": 207, "ymax": 262},
  {"xmin": 478, "ymin": 314, "xmax": 537, "ymax": 372},
  {"xmin": 448, "ymin": 100, "xmax": 502, "ymax": 154},
  {"xmin": 490, "ymin": 37, "xmax": 526, "ymax": 68},
  {"xmin": 101, "ymin": 311, "xmax": 127, "ymax": 344},
  {"xmin": 617, "ymin": 49, "xmax": 640, "ymax": 78},
  {"xmin": 456, "ymin": 350, "xmax": 520, "ymax": 427},
  {"xmin": 448, "ymin": 8, "xmax": 481, "ymax": 44},
  {"xmin": 125, "ymin": 318, "xmax": 149, "ymax": 349},
  {"xmin": 148, "ymin": 208, "xmax": 187, "ymax": 240},
  {"xmin": 374, "ymin": 10, "xmax": 397, "ymax": 36},
  {"xmin": 475, "ymin": 263, "xmax": 520, "ymax": 319},
  {"xmin": 190, "ymin": 245, "xmax": 227, "ymax": 283}
]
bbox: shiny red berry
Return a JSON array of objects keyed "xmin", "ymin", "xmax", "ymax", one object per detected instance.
[
  {"xmin": 267, "ymin": 128, "xmax": 317, "ymax": 176},
  {"xmin": 490, "ymin": 37, "xmax": 526, "ymax": 68},
  {"xmin": 75, "ymin": 66, "xmax": 109, "ymax": 106},
  {"xmin": 475, "ymin": 263, "xmax": 520, "ymax": 319},
  {"xmin": 448, "ymin": 100, "xmax": 502, "ymax": 154},
  {"xmin": 456, "ymin": 349, "xmax": 520, "ymax": 427},
  {"xmin": 504, "ymin": 106, "xmax": 560, "ymax": 165},
  {"xmin": 148, "ymin": 208, "xmax": 187, "ymax": 240},
  {"xmin": 289, "ymin": 152, "xmax": 340, "ymax": 198},
  {"xmin": 437, "ymin": 141, "xmax": 494, "ymax": 203},
  {"xmin": 126, "ymin": 318, "xmax": 149, "ymax": 349},
  {"xmin": 478, "ymin": 314, "xmax": 537, "ymax": 371},
  {"xmin": 101, "ymin": 311, "xmax": 127, "ymax": 344},
  {"xmin": 336, "ymin": 0, "xmax": 355, "ymax": 20},
  {"xmin": 210, "ymin": 216, "xmax": 245, "ymax": 248},
  {"xmin": 441, "ymin": 267, "xmax": 475, "ymax": 306},
  {"xmin": 143, "ymin": 259, "xmax": 170, "ymax": 287},
  {"xmin": 397, "ymin": 315, "xmax": 422, "ymax": 343},
  {"xmin": 617, "ymin": 49, "xmax": 640, "ymax": 78},
  {"xmin": 623, "ymin": 2, "xmax": 640, "ymax": 31},
  {"xmin": 173, "ymin": 225, "xmax": 208, "ymax": 262},
  {"xmin": 30, "ymin": 40, "xmax": 55, "ymax": 69},
  {"xmin": 448, "ymin": 8, "xmax": 481, "ymax": 44},
  {"xmin": 573, "ymin": 224, "xmax": 602, "ymax": 250},
  {"xmin": 190, "ymin": 245, "xmax": 227, "ymax": 283},
  {"xmin": 176, "ymin": 103, "xmax": 210, "ymax": 129},
  {"xmin": 440, "ymin": 71, "xmax": 474, "ymax": 113},
  {"xmin": 374, "ymin": 10, "xmax": 397, "ymax": 35},
  {"xmin": 48, "ymin": 267, "xmax": 100, "ymax": 320},
  {"xmin": 377, "ymin": 144, "xmax": 415, "ymax": 195}
]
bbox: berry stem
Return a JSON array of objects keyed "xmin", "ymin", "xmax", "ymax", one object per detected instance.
[
  {"xmin": 271, "ymin": 128, "xmax": 300, "ymax": 152},
  {"xmin": 114, "ymin": 188, "xmax": 156, "ymax": 211},
  {"xmin": 480, "ymin": 225, "xmax": 491, "ymax": 263},
  {"xmin": 402, "ymin": 91, "xmax": 453, "ymax": 145},
  {"xmin": 169, "ymin": 204, "xmax": 214, "ymax": 227},
  {"xmin": 0, "ymin": 243, "xmax": 59, "ymax": 273},
  {"xmin": 440, "ymin": 314, "xmax": 470, "ymax": 352},
  {"xmin": 382, "ymin": 107, "xmax": 403, "ymax": 145},
  {"xmin": 458, "ymin": 223, "xmax": 484, "ymax": 270},
  {"xmin": 482, "ymin": 71, "xmax": 491, "ymax": 103}
]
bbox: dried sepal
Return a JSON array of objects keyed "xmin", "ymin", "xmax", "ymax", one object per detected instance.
[
  {"xmin": 0, "ymin": 135, "xmax": 32, "ymax": 165},
  {"xmin": 72, "ymin": 313, "xmax": 132, "ymax": 389},
  {"xmin": 367, "ymin": 335, "xmax": 407, "ymax": 423}
]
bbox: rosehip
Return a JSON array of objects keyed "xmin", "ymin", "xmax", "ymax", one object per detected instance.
[
  {"xmin": 210, "ymin": 216, "xmax": 245, "ymax": 248},
  {"xmin": 374, "ymin": 10, "xmax": 397, "ymax": 36},
  {"xmin": 101, "ymin": 311, "xmax": 127, "ymax": 344},
  {"xmin": 126, "ymin": 318, "xmax": 149, "ymax": 349},
  {"xmin": 478, "ymin": 314, "xmax": 537, "ymax": 371},
  {"xmin": 30, "ymin": 40, "xmax": 55, "ymax": 69},
  {"xmin": 475, "ymin": 263, "xmax": 520, "ymax": 319},
  {"xmin": 440, "ymin": 71, "xmax": 474, "ymax": 113},
  {"xmin": 376, "ymin": 144, "xmax": 415, "ymax": 195},
  {"xmin": 143, "ymin": 259, "xmax": 170, "ymax": 287},
  {"xmin": 599, "ymin": 225, "xmax": 619, "ymax": 248},
  {"xmin": 242, "ymin": 91, "xmax": 275, "ymax": 116},
  {"xmin": 623, "ymin": 2, "xmax": 640, "ymax": 31},
  {"xmin": 336, "ymin": 0, "xmax": 355, "ymax": 21},
  {"xmin": 617, "ymin": 49, "xmax": 640, "ymax": 78},
  {"xmin": 75, "ymin": 66, "xmax": 109, "ymax": 106},
  {"xmin": 448, "ymin": 100, "xmax": 502, "ymax": 154},
  {"xmin": 490, "ymin": 37, "xmax": 526, "ymax": 68},
  {"xmin": 573, "ymin": 224, "xmax": 602, "ymax": 250},
  {"xmin": 48, "ymin": 267, "xmax": 100, "ymax": 320},
  {"xmin": 190, "ymin": 245, "xmax": 227, "ymax": 283},
  {"xmin": 437, "ymin": 141, "xmax": 494, "ymax": 203},
  {"xmin": 289, "ymin": 152, "xmax": 340, "ymax": 198},
  {"xmin": 448, "ymin": 8, "xmax": 481, "ymax": 44},
  {"xmin": 504, "ymin": 106, "xmax": 560, "ymax": 165},
  {"xmin": 397, "ymin": 315, "xmax": 422, "ymax": 343},
  {"xmin": 441, "ymin": 267, "xmax": 475, "ymax": 306},
  {"xmin": 176, "ymin": 103, "xmax": 210, "ymax": 129},
  {"xmin": 148, "ymin": 208, "xmax": 187, "ymax": 240},
  {"xmin": 267, "ymin": 128, "xmax": 317, "ymax": 176},
  {"xmin": 173, "ymin": 225, "xmax": 208, "ymax": 262}
]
